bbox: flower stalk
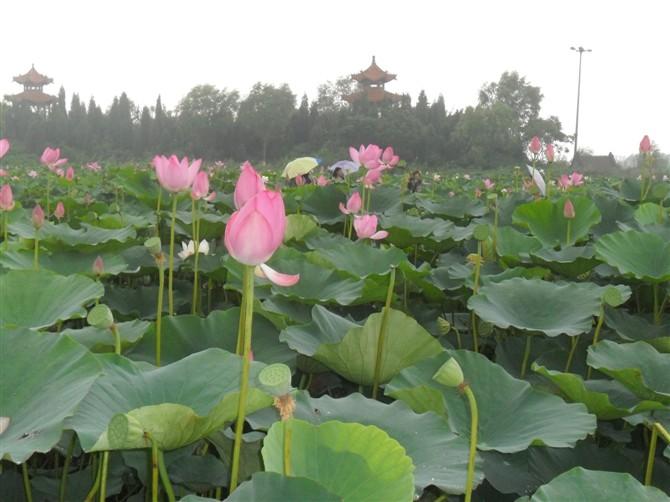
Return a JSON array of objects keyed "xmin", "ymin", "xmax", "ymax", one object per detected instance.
[
  {"xmin": 168, "ymin": 194, "xmax": 178, "ymax": 315},
  {"xmin": 372, "ymin": 267, "xmax": 396, "ymax": 400}
]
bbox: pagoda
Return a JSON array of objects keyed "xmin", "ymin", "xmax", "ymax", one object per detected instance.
[
  {"xmin": 6, "ymin": 65, "xmax": 58, "ymax": 109},
  {"xmin": 344, "ymin": 56, "xmax": 401, "ymax": 105}
]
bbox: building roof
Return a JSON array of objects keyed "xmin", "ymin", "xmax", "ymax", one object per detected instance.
[
  {"xmin": 6, "ymin": 90, "xmax": 58, "ymax": 105},
  {"xmin": 351, "ymin": 56, "xmax": 396, "ymax": 84},
  {"xmin": 573, "ymin": 153, "xmax": 620, "ymax": 172},
  {"xmin": 343, "ymin": 87, "xmax": 402, "ymax": 104},
  {"xmin": 13, "ymin": 65, "xmax": 53, "ymax": 86}
]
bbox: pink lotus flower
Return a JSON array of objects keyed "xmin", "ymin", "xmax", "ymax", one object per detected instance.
[
  {"xmin": 639, "ymin": 135, "xmax": 652, "ymax": 153},
  {"xmin": 349, "ymin": 144, "xmax": 382, "ymax": 169},
  {"xmin": 568, "ymin": 171, "xmax": 584, "ymax": 186},
  {"xmin": 483, "ymin": 178, "xmax": 495, "ymax": 190},
  {"xmin": 316, "ymin": 175, "xmax": 330, "ymax": 186},
  {"xmin": 295, "ymin": 175, "xmax": 305, "ymax": 186},
  {"xmin": 32, "ymin": 204, "xmax": 45, "ymax": 229},
  {"xmin": 380, "ymin": 146, "xmax": 400, "ymax": 169},
  {"xmin": 224, "ymin": 190, "xmax": 299, "ymax": 287},
  {"xmin": 54, "ymin": 201, "xmax": 65, "ymax": 221},
  {"xmin": 40, "ymin": 147, "xmax": 67, "ymax": 170},
  {"xmin": 234, "ymin": 161, "xmax": 265, "ymax": 209},
  {"xmin": 55, "ymin": 168, "xmax": 65, "ymax": 177},
  {"xmin": 545, "ymin": 144, "xmax": 555, "ymax": 162},
  {"xmin": 563, "ymin": 199, "xmax": 576, "ymax": 219},
  {"xmin": 152, "ymin": 155, "xmax": 202, "ymax": 193},
  {"xmin": 92, "ymin": 256, "xmax": 105, "ymax": 276},
  {"xmin": 65, "ymin": 167, "xmax": 75, "ymax": 182},
  {"xmin": 191, "ymin": 171, "xmax": 211, "ymax": 200},
  {"xmin": 558, "ymin": 175, "xmax": 571, "ymax": 190},
  {"xmin": 0, "ymin": 185, "xmax": 14, "ymax": 211},
  {"xmin": 86, "ymin": 162, "xmax": 102, "ymax": 172},
  {"xmin": 353, "ymin": 214, "xmax": 388, "ymax": 240},
  {"xmin": 362, "ymin": 167, "xmax": 383, "ymax": 188},
  {"xmin": 0, "ymin": 139, "xmax": 9, "ymax": 159},
  {"xmin": 528, "ymin": 136, "xmax": 542, "ymax": 156},
  {"xmin": 339, "ymin": 192, "xmax": 362, "ymax": 215},
  {"xmin": 0, "ymin": 169, "xmax": 7, "ymax": 177}
]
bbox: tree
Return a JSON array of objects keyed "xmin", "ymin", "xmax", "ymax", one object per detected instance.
[
  {"xmin": 479, "ymin": 71, "xmax": 541, "ymax": 128},
  {"xmin": 315, "ymin": 77, "xmax": 352, "ymax": 114},
  {"xmin": 415, "ymin": 90, "xmax": 430, "ymax": 123},
  {"xmin": 291, "ymin": 94, "xmax": 311, "ymax": 145}
]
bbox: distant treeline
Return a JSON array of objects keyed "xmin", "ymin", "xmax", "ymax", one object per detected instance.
[{"xmin": 2, "ymin": 71, "xmax": 567, "ymax": 168}]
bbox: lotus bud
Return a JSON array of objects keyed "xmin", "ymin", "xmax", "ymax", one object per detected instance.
[
  {"xmin": 92, "ymin": 255, "xmax": 105, "ymax": 276},
  {"xmin": 545, "ymin": 143, "xmax": 555, "ymax": 162},
  {"xmin": 257, "ymin": 363, "xmax": 293, "ymax": 398},
  {"xmin": 529, "ymin": 136, "xmax": 542, "ymax": 155},
  {"xmin": 32, "ymin": 204, "xmax": 45, "ymax": 229},
  {"xmin": 639, "ymin": 135, "xmax": 652, "ymax": 154},
  {"xmin": 602, "ymin": 286, "xmax": 625, "ymax": 307},
  {"xmin": 437, "ymin": 317, "xmax": 452, "ymax": 336},
  {"xmin": 563, "ymin": 199, "xmax": 576, "ymax": 219},
  {"xmin": 144, "ymin": 237, "xmax": 162, "ymax": 256},
  {"xmin": 473, "ymin": 224, "xmax": 490, "ymax": 241},
  {"xmin": 87, "ymin": 304, "xmax": 114, "ymax": 329},
  {"xmin": 432, "ymin": 358, "xmax": 465, "ymax": 388},
  {"xmin": 54, "ymin": 201, "xmax": 65, "ymax": 221},
  {"xmin": 0, "ymin": 184, "xmax": 15, "ymax": 211}
]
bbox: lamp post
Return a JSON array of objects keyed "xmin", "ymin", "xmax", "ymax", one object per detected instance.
[{"xmin": 570, "ymin": 46, "xmax": 592, "ymax": 164}]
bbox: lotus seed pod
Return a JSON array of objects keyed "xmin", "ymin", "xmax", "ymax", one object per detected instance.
[
  {"xmin": 144, "ymin": 237, "xmax": 162, "ymax": 256},
  {"xmin": 258, "ymin": 363, "xmax": 293, "ymax": 397},
  {"xmin": 467, "ymin": 253, "xmax": 484, "ymax": 266},
  {"xmin": 87, "ymin": 304, "xmax": 114, "ymax": 329},
  {"xmin": 602, "ymin": 286, "xmax": 624, "ymax": 307},
  {"xmin": 437, "ymin": 317, "xmax": 452, "ymax": 336},
  {"xmin": 432, "ymin": 358, "xmax": 464, "ymax": 388},
  {"xmin": 473, "ymin": 224, "xmax": 490, "ymax": 241}
]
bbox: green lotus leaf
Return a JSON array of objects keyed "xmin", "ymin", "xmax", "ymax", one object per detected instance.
[
  {"xmin": 525, "ymin": 467, "xmax": 669, "ymax": 502},
  {"xmin": 513, "ymin": 196, "xmax": 601, "ymax": 247},
  {"xmin": 605, "ymin": 307, "xmax": 670, "ymax": 352},
  {"xmin": 417, "ymin": 196, "xmax": 488, "ymax": 219},
  {"xmin": 11, "ymin": 221, "xmax": 137, "ymax": 247},
  {"xmin": 0, "ymin": 270, "xmax": 104, "ymax": 329},
  {"xmin": 0, "ymin": 249, "xmax": 136, "ymax": 276},
  {"xmin": 128, "ymin": 309, "xmax": 294, "ymax": 367},
  {"xmin": 386, "ymin": 351, "xmax": 596, "ymax": 453},
  {"xmin": 0, "ymin": 329, "xmax": 101, "ymax": 463},
  {"xmin": 289, "ymin": 392, "xmax": 483, "ymax": 495},
  {"xmin": 594, "ymin": 230, "xmax": 670, "ymax": 283},
  {"xmin": 61, "ymin": 320, "xmax": 150, "ymax": 352},
  {"xmin": 314, "ymin": 241, "xmax": 407, "ymax": 278},
  {"xmin": 227, "ymin": 472, "xmax": 339, "ymax": 501},
  {"xmin": 280, "ymin": 305, "xmax": 444, "ymax": 385},
  {"xmin": 262, "ymin": 419, "xmax": 415, "ymax": 502},
  {"xmin": 532, "ymin": 359, "xmax": 666, "ymax": 420},
  {"xmin": 67, "ymin": 349, "xmax": 272, "ymax": 451},
  {"xmin": 634, "ymin": 202, "xmax": 667, "ymax": 226},
  {"xmin": 495, "ymin": 226, "xmax": 542, "ymax": 263},
  {"xmin": 587, "ymin": 341, "xmax": 670, "ymax": 404},
  {"xmin": 368, "ymin": 185, "xmax": 404, "ymax": 214},
  {"xmin": 591, "ymin": 195, "xmax": 636, "ymax": 237},
  {"xmin": 301, "ymin": 184, "xmax": 347, "ymax": 224},
  {"xmin": 283, "ymin": 214, "xmax": 319, "ymax": 242},
  {"xmin": 467, "ymin": 278, "xmax": 603, "ymax": 336},
  {"xmin": 530, "ymin": 246, "xmax": 599, "ymax": 277},
  {"xmin": 380, "ymin": 213, "xmax": 470, "ymax": 251}
]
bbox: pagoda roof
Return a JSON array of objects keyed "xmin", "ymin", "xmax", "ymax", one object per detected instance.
[
  {"xmin": 6, "ymin": 90, "xmax": 58, "ymax": 105},
  {"xmin": 351, "ymin": 56, "xmax": 396, "ymax": 84},
  {"xmin": 13, "ymin": 65, "xmax": 53, "ymax": 86},
  {"xmin": 343, "ymin": 87, "xmax": 402, "ymax": 104}
]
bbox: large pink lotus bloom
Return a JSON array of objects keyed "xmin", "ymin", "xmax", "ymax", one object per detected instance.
[
  {"xmin": 40, "ymin": 147, "xmax": 67, "ymax": 170},
  {"xmin": 483, "ymin": 178, "xmax": 495, "ymax": 190},
  {"xmin": 32, "ymin": 204, "xmax": 45, "ymax": 229},
  {"xmin": 224, "ymin": 190, "xmax": 299, "ymax": 287},
  {"xmin": 86, "ymin": 162, "xmax": 102, "ymax": 172},
  {"xmin": 54, "ymin": 201, "xmax": 65, "ymax": 221},
  {"xmin": 0, "ymin": 184, "xmax": 14, "ymax": 211},
  {"xmin": 528, "ymin": 136, "xmax": 542, "ymax": 156},
  {"xmin": 349, "ymin": 144, "xmax": 382, "ymax": 169},
  {"xmin": 639, "ymin": 135, "xmax": 652, "ymax": 153},
  {"xmin": 65, "ymin": 167, "xmax": 75, "ymax": 182},
  {"xmin": 339, "ymin": 192, "xmax": 362, "ymax": 215},
  {"xmin": 558, "ymin": 175, "xmax": 571, "ymax": 190},
  {"xmin": 316, "ymin": 175, "xmax": 330, "ymax": 187},
  {"xmin": 380, "ymin": 146, "xmax": 400, "ymax": 169},
  {"xmin": 545, "ymin": 143, "xmax": 555, "ymax": 162},
  {"xmin": 191, "ymin": 171, "xmax": 210, "ymax": 200},
  {"xmin": 362, "ymin": 167, "xmax": 383, "ymax": 188},
  {"xmin": 153, "ymin": 155, "xmax": 202, "ymax": 193},
  {"xmin": 568, "ymin": 171, "xmax": 584, "ymax": 187},
  {"xmin": 0, "ymin": 139, "xmax": 10, "ymax": 159},
  {"xmin": 234, "ymin": 161, "xmax": 265, "ymax": 209},
  {"xmin": 354, "ymin": 214, "xmax": 388, "ymax": 241}
]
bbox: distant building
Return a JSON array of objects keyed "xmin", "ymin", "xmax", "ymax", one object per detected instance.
[
  {"xmin": 343, "ymin": 56, "xmax": 402, "ymax": 105},
  {"xmin": 5, "ymin": 65, "xmax": 58, "ymax": 111},
  {"xmin": 573, "ymin": 152, "xmax": 620, "ymax": 173}
]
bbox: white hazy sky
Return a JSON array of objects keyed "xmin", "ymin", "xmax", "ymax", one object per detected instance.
[{"xmin": 2, "ymin": 0, "xmax": 668, "ymax": 157}]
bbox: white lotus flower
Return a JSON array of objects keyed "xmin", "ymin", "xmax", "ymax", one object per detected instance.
[
  {"xmin": 178, "ymin": 240, "xmax": 210, "ymax": 260},
  {"xmin": 526, "ymin": 165, "xmax": 546, "ymax": 196},
  {"xmin": 197, "ymin": 239, "xmax": 210, "ymax": 255}
]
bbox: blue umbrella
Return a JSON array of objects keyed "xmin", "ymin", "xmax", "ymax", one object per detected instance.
[{"xmin": 328, "ymin": 160, "xmax": 360, "ymax": 174}]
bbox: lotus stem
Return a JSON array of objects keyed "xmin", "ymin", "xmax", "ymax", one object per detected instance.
[
  {"xmin": 22, "ymin": 462, "xmax": 33, "ymax": 502},
  {"xmin": 586, "ymin": 305, "xmax": 605, "ymax": 380},
  {"xmin": 372, "ymin": 267, "xmax": 396, "ymax": 400},
  {"xmin": 3, "ymin": 212, "xmax": 8, "ymax": 250},
  {"xmin": 283, "ymin": 419, "xmax": 292, "ymax": 477},
  {"xmin": 151, "ymin": 440, "xmax": 159, "ymax": 502},
  {"xmin": 644, "ymin": 423, "xmax": 659, "ymax": 486},
  {"xmin": 110, "ymin": 324, "xmax": 121, "ymax": 356},
  {"xmin": 564, "ymin": 336, "xmax": 579, "ymax": 373},
  {"xmin": 58, "ymin": 434, "xmax": 76, "ymax": 502},
  {"xmin": 230, "ymin": 265, "xmax": 256, "ymax": 492},
  {"xmin": 520, "ymin": 335, "xmax": 532, "ymax": 378},
  {"xmin": 157, "ymin": 449, "xmax": 176, "ymax": 502},
  {"xmin": 235, "ymin": 292, "xmax": 247, "ymax": 356},
  {"xmin": 462, "ymin": 385, "xmax": 479, "ymax": 502},
  {"xmin": 652, "ymin": 283, "xmax": 660, "ymax": 325},
  {"xmin": 155, "ymin": 187, "xmax": 162, "ymax": 234},
  {"xmin": 470, "ymin": 311, "xmax": 479, "ymax": 353},
  {"xmin": 84, "ymin": 454, "xmax": 102, "ymax": 502},
  {"xmin": 168, "ymin": 194, "xmax": 178, "ymax": 315},
  {"xmin": 566, "ymin": 219, "xmax": 572, "ymax": 247},
  {"xmin": 46, "ymin": 176, "xmax": 51, "ymax": 214},
  {"xmin": 191, "ymin": 199, "xmax": 200, "ymax": 315},
  {"xmin": 155, "ymin": 255, "xmax": 165, "ymax": 366},
  {"xmin": 98, "ymin": 451, "xmax": 109, "ymax": 502},
  {"xmin": 492, "ymin": 198, "xmax": 499, "ymax": 257},
  {"xmin": 33, "ymin": 233, "xmax": 39, "ymax": 271}
]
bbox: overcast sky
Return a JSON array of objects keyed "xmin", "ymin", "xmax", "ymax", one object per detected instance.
[{"xmin": 3, "ymin": 0, "xmax": 668, "ymax": 157}]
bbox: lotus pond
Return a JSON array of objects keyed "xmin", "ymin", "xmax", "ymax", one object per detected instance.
[{"xmin": 0, "ymin": 144, "xmax": 669, "ymax": 502}]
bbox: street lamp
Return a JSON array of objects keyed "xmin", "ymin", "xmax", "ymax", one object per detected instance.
[{"xmin": 570, "ymin": 46, "xmax": 592, "ymax": 164}]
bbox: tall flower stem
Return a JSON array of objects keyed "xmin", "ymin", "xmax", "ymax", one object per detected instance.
[
  {"xmin": 168, "ymin": 194, "xmax": 178, "ymax": 315},
  {"xmin": 520, "ymin": 335, "xmax": 532, "ymax": 378},
  {"xmin": 46, "ymin": 176, "xmax": 51, "ymax": 214},
  {"xmin": 191, "ymin": 199, "xmax": 201, "ymax": 315},
  {"xmin": 586, "ymin": 305, "xmax": 605, "ymax": 380},
  {"xmin": 372, "ymin": 267, "xmax": 396, "ymax": 400},
  {"xmin": 462, "ymin": 385, "xmax": 479, "ymax": 502},
  {"xmin": 98, "ymin": 451, "xmax": 109, "ymax": 502},
  {"xmin": 3, "ymin": 212, "xmax": 8, "ymax": 250},
  {"xmin": 111, "ymin": 324, "xmax": 121, "ymax": 356},
  {"xmin": 652, "ymin": 283, "xmax": 660, "ymax": 325},
  {"xmin": 564, "ymin": 336, "xmax": 579, "ymax": 373},
  {"xmin": 58, "ymin": 434, "xmax": 77, "ymax": 502},
  {"xmin": 22, "ymin": 462, "xmax": 33, "ymax": 502},
  {"xmin": 33, "ymin": 232, "xmax": 40, "ymax": 271},
  {"xmin": 566, "ymin": 219, "xmax": 572, "ymax": 247},
  {"xmin": 155, "ymin": 255, "xmax": 165, "ymax": 366},
  {"xmin": 283, "ymin": 419, "xmax": 292, "ymax": 476},
  {"xmin": 151, "ymin": 440, "xmax": 159, "ymax": 502},
  {"xmin": 644, "ymin": 422, "xmax": 670, "ymax": 486},
  {"xmin": 155, "ymin": 188, "xmax": 162, "ymax": 235},
  {"xmin": 230, "ymin": 265, "xmax": 255, "ymax": 492},
  {"xmin": 157, "ymin": 449, "xmax": 176, "ymax": 502}
]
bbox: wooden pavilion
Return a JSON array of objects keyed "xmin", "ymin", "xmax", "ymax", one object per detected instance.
[
  {"xmin": 343, "ymin": 56, "xmax": 402, "ymax": 105},
  {"xmin": 5, "ymin": 65, "xmax": 58, "ymax": 110}
]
